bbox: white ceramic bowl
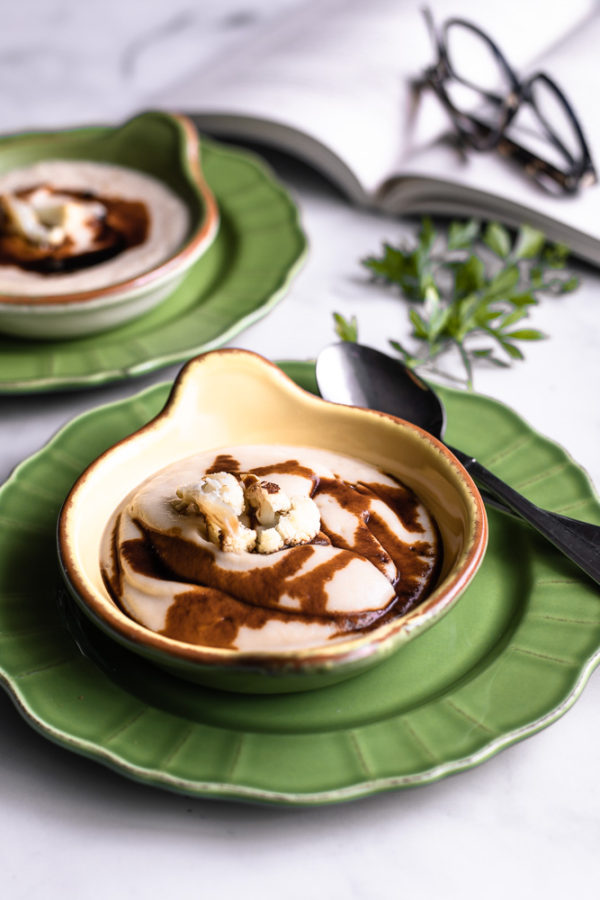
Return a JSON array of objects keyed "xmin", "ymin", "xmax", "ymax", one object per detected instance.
[{"xmin": 0, "ymin": 112, "xmax": 218, "ymax": 339}]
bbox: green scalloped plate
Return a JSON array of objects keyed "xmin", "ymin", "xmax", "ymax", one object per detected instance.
[
  {"xmin": 0, "ymin": 138, "xmax": 306, "ymax": 393},
  {"xmin": 1, "ymin": 362, "xmax": 599, "ymax": 805}
]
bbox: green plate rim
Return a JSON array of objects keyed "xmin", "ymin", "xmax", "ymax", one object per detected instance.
[
  {"xmin": 0, "ymin": 363, "xmax": 599, "ymax": 805},
  {"xmin": 0, "ymin": 137, "xmax": 307, "ymax": 394}
]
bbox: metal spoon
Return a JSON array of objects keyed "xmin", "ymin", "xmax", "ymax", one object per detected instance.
[{"xmin": 316, "ymin": 342, "xmax": 600, "ymax": 586}]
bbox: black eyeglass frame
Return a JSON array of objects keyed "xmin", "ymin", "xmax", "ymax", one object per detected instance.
[{"xmin": 422, "ymin": 8, "xmax": 597, "ymax": 195}]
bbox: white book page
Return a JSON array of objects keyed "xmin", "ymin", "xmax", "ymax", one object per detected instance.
[{"xmin": 152, "ymin": 0, "xmax": 595, "ymax": 199}]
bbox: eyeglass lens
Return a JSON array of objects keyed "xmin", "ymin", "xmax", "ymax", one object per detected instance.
[
  {"xmin": 528, "ymin": 76, "xmax": 585, "ymax": 169},
  {"xmin": 442, "ymin": 22, "xmax": 518, "ymax": 141},
  {"xmin": 444, "ymin": 22, "xmax": 513, "ymax": 95}
]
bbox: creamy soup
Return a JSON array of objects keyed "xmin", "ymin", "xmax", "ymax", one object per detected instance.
[
  {"xmin": 0, "ymin": 160, "xmax": 189, "ymax": 295},
  {"xmin": 100, "ymin": 446, "xmax": 442, "ymax": 652}
]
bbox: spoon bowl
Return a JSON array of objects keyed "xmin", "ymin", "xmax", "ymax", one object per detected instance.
[{"xmin": 317, "ymin": 342, "xmax": 447, "ymax": 437}]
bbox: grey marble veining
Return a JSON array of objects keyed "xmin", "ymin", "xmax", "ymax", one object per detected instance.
[{"xmin": 1, "ymin": 0, "xmax": 300, "ymax": 131}]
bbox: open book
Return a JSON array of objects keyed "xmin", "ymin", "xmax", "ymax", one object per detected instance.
[{"xmin": 153, "ymin": 0, "xmax": 600, "ymax": 264}]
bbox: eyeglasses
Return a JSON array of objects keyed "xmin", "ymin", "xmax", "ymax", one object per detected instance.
[{"xmin": 422, "ymin": 8, "xmax": 597, "ymax": 195}]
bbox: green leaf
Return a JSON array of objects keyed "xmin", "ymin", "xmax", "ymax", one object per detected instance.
[
  {"xmin": 474, "ymin": 306, "xmax": 503, "ymax": 325},
  {"xmin": 483, "ymin": 264, "xmax": 520, "ymax": 299},
  {"xmin": 483, "ymin": 222, "xmax": 511, "ymax": 258},
  {"xmin": 543, "ymin": 242, "xmax": 570, "ymax": 268},
  {"xmin": 447, "ymin": 293, "xmax": 481, "ymax": 341},
  {"xmin": 420, "ymin": 275, "xmax": 441, "ymax": 305},
  {"xmin": 504, "ymin": 328, "xmax": 546, "ymax": 340},
  {"xmin": 507, "ymin": 291, "xmax": 538, "ymax": 307},
  {"xmin": 455, "ymin": 340, "xmax": 474, "ymax": 388},
  {"xmin": 530, "ymin": 265, "xmax": 545, "ymax": 290},
  {"xmin": 362, "ymin": 245, "xmax": 407, "ymax": 282},
  {"xmin": 389, "ymin": 339, "xmax": 408, "ymax": 356},
  {"xmin": 448, "ymin": 218, "xmax": 480, "ymax": 250},
  {"xmin": 499, "ymin": 308, "xmax": 528, "ymax": 329},
  {"xmin": 454, "ymin": 255, "xmax": 485, "ymax": 298},
  {"xmin": 409, "ymin": 308, "xmax": 430, "ymax": 339},
  {"xmin": 499, "ymin": 340, "xmax": 525, "ymax": 360},
  {"xmin": 559, "ymin": 276, "xmax": 579, "ymax": 293},
  {"xmin": 428, "ymin": 304, "xmax": 450, "ymax": 341},
  {"xmin": 513, "ymin": 224, "xmax": 546, "ymax": 259},
  {"xmin": 362, "ymin": 241, "xmax": 433, "ymax": 301},
  {"xmin": 418, "ymin": 217, "xmax": 437, "ymax": 253},
  {"xmin": 389, "ymin": 340, "xmax": 421, "ymax": 366},
  {"xmin": 332, "ymin": 312, "xmax": 358, "ymax": 342},
  {"xmin": 471, "ymin": 348, "xmax": 510, "ymax": 367}
]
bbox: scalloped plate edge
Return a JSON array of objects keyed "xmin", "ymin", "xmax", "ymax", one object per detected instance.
[{"xmin": 1, "ymin": 647, "xmax": 598, "ymax": 805}]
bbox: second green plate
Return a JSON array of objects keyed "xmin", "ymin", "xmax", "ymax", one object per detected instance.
[{"xmin": 0, "ymin": 138, "xmax": 306, "ymax": 393}]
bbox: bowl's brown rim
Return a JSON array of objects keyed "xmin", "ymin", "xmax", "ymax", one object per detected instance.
[
  {"xmin": 0, "ymin": 112, "xmax": 219, "ymax": 307},
  {"xmin": 57, "ymin": 349, "xmax": 488, "ymax": 673}
]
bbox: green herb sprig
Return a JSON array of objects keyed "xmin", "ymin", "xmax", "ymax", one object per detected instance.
[{"xmin": 334, "ymin": 218, "xmax": 579, "ymax": 387}]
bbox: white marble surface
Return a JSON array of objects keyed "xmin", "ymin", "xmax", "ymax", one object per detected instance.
[{"xmin": 1, "ymin": 1, "xmax": 599, "ymax": 897}]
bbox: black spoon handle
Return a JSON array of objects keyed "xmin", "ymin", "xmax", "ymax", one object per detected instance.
[
  {"xmin": 450, "ymin": 445, "xmax": 600, "ymax": 586},
  {"xmin": 477, "ymin": 487, "xmax": 600, "ymax": 539}
]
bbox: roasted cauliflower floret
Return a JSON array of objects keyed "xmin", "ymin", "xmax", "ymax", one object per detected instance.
[
  {"xmin": 0, "ymin": 187, "xmax": 105, "ymax": 250},
  {"xmin": 175, "ymin": 472, "xmax": 245, "ymax": 517},
  {"xmin": 250, "ymin": 485, "xmax": 321, "ymax": 553},
  {"xmin": 207, "ymin": 520, "xmax": 257, "ymax": 554},
  {"xmin": 174, "ymin": 472, "xmax": 256, "ymax": 553},
  {"xmin": 0, "ymin": 195, "xmax": 58, "ymax": 246},
  {"xmin": 242, "ymin": 474, "xmax": 292, "ymax": 526},
  {"xmin": 275, "ymin": 496, "xmax": 321, "ymax": 546},
  {"xmin": 173, "ymin": 470, "xmax": 321, "ymax": 555},
  {"xmin": 255, "ymin": 526, "xmax": 285, "ymax": 554}
]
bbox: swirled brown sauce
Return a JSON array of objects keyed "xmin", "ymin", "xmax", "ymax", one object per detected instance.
[
  {"xmin": 0, "ymin": 160, "xmax": 189, "ymax": 295},
  {"xmin": 100, "ymin": 446, "xmax": 442, "ymax": 652},
  {"xmin": 0, "ymin": 184, "xmax": 149, "ymax": 274}
]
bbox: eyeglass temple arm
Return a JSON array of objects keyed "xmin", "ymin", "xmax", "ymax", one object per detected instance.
[{"xmin": 421, "ymin": 7, "xmax": 445, "ymax": 61}]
